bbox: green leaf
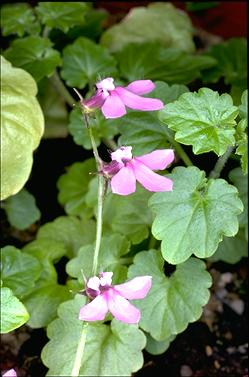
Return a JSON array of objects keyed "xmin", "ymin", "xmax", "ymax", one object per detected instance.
[
  {"xmin": 159, "ymin": 88, "xmax": 238, "ymax": 155},
  {"xmin": 1, "ymin": 56, "xmax": 44, "ymax": 200},
  {"xmin": 149, "ymin": 166, "xmax": 243, "ymax": 264},
  {"xmin": 117, "ymin": 81, "xmax": 188, "ymax": 155},
  {"xmin": 41, "ymin": 295, "xmax": 146, "ymax": 376},
  {"xmin": 38, "ymin": 78, "xmax": 68, "ymax": 138},
  {"xmin": 201, "ymin": 39, "xmax": 247, "ymax": 92},
  {"xmin": 1, "ymin": 3, "xmax": 40, "ymax": 37},
  {"xmin": 1, "ymin": 246, "xmax": 42, "ymax": 298},
  {"xmin": 101, "ymin": 3, "xmax": 195, "ymax": 53},
  {"xmin": 61, "ymin": 37, "xmax": 117, "ymax": 88},
  {"xmin": 186, "ymin": 2, "xmax": 219, "ymax": 12},
  {"xmin": 4, "ymin": 189, "xmax": 41, "ymax": 230},
  {"xmin": 1, "ymin": 287, "xmax": 29, "ymax": 333},
  {"xmin": 23, "ymin": 284, "xmax": 71, "ymax": 328},
  {"xmin": 116, "ymin": 43, "xmax": 216, "ymax": 84},
  {"xmin": 235, "ymin": 90, "xmax": 248, "ymax": 174},
  {"xmin": 86, "ymin": 180, "xmax": 153, "ymax": 244},
  {"xmin": 22, "ymin": 238, "xmax": 67, "ymax": 284},
  {"xmin": 145, "ymin": 333, "xmax": 176, "ymax": 355},
  {"xmin": 128, "ymin": 250, "xmax": 212, "ymax": 340},
  {"xmin": 57, "ymin": 159, "xmax": 96, "ymax": 218},
  {"xmin": 66, "ymin": 234, "xmax": 130, "ymax": 284},
  {"xmin": 36, "ymin": 2, "xmax": 89, "ymax": 32},
  {"xmin": 229, "ymin": 167, "xmax": 248, "ymax": 228},
  {"xmin": 37, "ymin": 216, "xmax": 95, "ymax": 258},
  {"xmin": 69, "ymin": 108, "xmax": 118, "ymax": 150},
  {"xmin": 209, "ymin": 229, "xmax": 248, "ymax": 264},
  {"xmin": 4, "ymin": 37, "xmax": 61, "ymax": 81}
]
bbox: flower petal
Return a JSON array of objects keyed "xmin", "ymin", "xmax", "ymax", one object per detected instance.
[
  {"xmin": 2, "ymin": 370, "xmax": 17, "ymax": 377},
  {"xmin": 101, "ymin": 91, "xmax": 126, "ymax": 119},
  {"xmin": 115, "ymin": 87, "xmax": 164, "ymax": 111},
  {"xmin": 125, "ymin": 80, "xmax": 155, "ymax": 95},
  {"xmin": 135, "ymin": 149, "xmax": 174, "ymax": 170},
  {"xmin": 131, "ymin": 160, "xmax": 173, "ymax": 192},
  {"xmin": 110, "ymin": 165, "xmax": 136, "ymax": 195},
  {"xmin": 79, "ymin": 294, "xmax": 108, "ymax": 321},
  {"xmin": 114, "ymin": 276, "xmax": 152, "ymax": 300},
  {"xmin": 107, "ymin": 289, "xmax": 141, "ymax": 324}
]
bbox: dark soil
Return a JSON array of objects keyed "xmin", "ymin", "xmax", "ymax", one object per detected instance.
[{"xmin": 1, "ymin": 137, "xmax": 248, "ymax": 377}]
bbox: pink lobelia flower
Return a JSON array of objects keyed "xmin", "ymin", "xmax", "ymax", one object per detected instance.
[
  {"xmin": 102, "ymin": 146, "xmax": 174, "ymax": 195},
  {"xmin": 79, "ymin": 272, "xmax": 152, "ymax": 324},
  {"xmin": 2, "ymin": 369, "xmax": 17, "ymax": 377},
  {"xmin": 81, "ymin": 77, "xmax": 164, "ymax": 118}
]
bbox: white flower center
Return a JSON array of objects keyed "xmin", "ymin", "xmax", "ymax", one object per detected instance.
[
  {"xmin": 111, "ymin": 146, "xmax": 133, "ymax": 164},
  {"xmin": 96, "ymin": 77, "xmax": 115, "ymax": 92}
]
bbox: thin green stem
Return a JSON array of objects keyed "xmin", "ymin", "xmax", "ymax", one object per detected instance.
[
  {"xmin": 92, "ymin": 173, "xmax": 104, "ymax": 276},
  {"xmin": 71, "ymin": 322, "xmax": 88, "ymax": 376},
  {"xmin": 209, "ymin": 146, "xmax": 234, "ymax": 179},
  {"xmin": 49, "ymin": 70, "xmax": 75, "ymax": 107},
  {"xmin": 164, "ymin": 127, "xmax": 193, "ymax": 167}
]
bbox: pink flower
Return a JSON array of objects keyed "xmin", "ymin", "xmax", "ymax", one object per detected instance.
[
  {"xmin": 82, "ymin": 77, "xmax": 164, "ymax": 118},
  {"xmin": 79, "ymin": 272, "xmax": 152, "ymax": 324},
  {"xmin": 103, "ymin": 146, "xmax": 174, "ymax": 195},
  {"xmin": 2, "ymin": 369, "xmax": 17, "ymax": 377}
]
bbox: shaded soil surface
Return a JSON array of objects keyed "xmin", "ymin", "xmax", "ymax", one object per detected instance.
[{"xmin": 1, "ymin": 138, "xmax": 248, "ymax": 377}]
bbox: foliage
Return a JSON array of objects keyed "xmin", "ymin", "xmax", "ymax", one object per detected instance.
[{"xmin": 1, "ymin": 2, "xmax": 247, "ymax": 376}]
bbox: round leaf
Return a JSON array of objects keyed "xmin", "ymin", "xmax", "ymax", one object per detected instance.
[
  {"xmin": 1, "ymin": 287, "xmax": 29, "ymax": 334},
  {"xmin": 128, "ymin": 250, "xmax": 212, "ymax": 340},
  {"xmin": 229, "ymin": 167, "xmax": 248, "ymax": 228},
  {"xmin": 149, "ymin": 166, "xmax": 243, "ymax": 264},
  {"xmin": 100, "ymin": 3, "xmax": 195, "ymax": 53},
  {"xmin": 1, "ymin": 246, "xmax": 42, "ymax": 298},
  {"xmin": 4, "ymin": 189, "xmax": 41, "ymax": 230},
  {"xmin": 4, "ymin": 37, "xmax": 61, "ymax": 81},
  {"xmin": 41, "ymin": 295, "xmax": 146, "ymax": 376},
  {"xmin": 159, "ymin": 88, "xmax": 238, "ymax": 155},
  {"xmin": 145, "ymin": 333, "xmax": 176, "ymax": 355},
  {"xmin": 61, "ymin": 37, "xmax": 117, "ymax": 88},
  {"xmin": 1, "ymin": 56, "xmax": 44, "ymax": 200}
]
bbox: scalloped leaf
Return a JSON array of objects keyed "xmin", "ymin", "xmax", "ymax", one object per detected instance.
[
  {"xmin": 209, "ymin": 229, "xmax": 248, "ymax": 264},
  {"xmin": 145, "ymin": 333, "xmax": 176, "ymax": 355},
  {"xmin": 1, "ymin": 287, "xmax": 29, "ymax": 333},
  {"xmin": 149, "ymin": 166, "xmax": 243, "ymax": 264},
  {"xmin": 100, "ymin": 3, "xmax": 195, "ymax": 53},
  {"xmin": 235, "ymin": 90, "xmax": 248, "ymax": 174},
  {"xmin": 57, "ymin": 159, "xmax": 96, "ymax": 218},
  {"xmin": 41, "ymin": 295, "xmax": 146, "ymax": 376},
  {"xmin": 61, "ymin": 37, "xmax": 117, "ymax": 88},
  {"xmin": 4, "ymin": 189, "xmax": 41, "ymax": 230},
  {"xmin": 86, "ymin": 179, "xmax": 153, "ymax": 244},
  {"xmin": 23, "ymin": 284, "xmax": 71, "ymax": 328},
  {"xmin": 1, "ymin": 246, "xmax": 42, "ymax": 298},
  {"xmin": 128, "ymin": 250, "xmax": 212, "ymax": 340},
  {"xmin": 66, "ymin": 234, "xmax": 130, "ymax": 284},
  {"xmin": 37, "ymin": 216, "xmax": 95, "ymax": 258},
  {"xmin": 159, "ymin": 88, "xmax": 238, "ymax": 156},
  {"xmin": 116, "ymin": 43, "xmax": 216, "ymax": 84},
  {"xmin": 68, "ymin": 108, "xmax": 118, "ymax": 150},
  {"xmin": 229, "ymin": 167, "xmax": 248, "ymax": 228},
  {"xmin": 4, "ymin": 37, "xmax": 61, "ymax": 81},
  {"xmin": 36, "ymin": 2, "xmax": 89, "ymax": 32},
  {"xmin": 1, "ymin": 56, "xmax": 44, "ymax": 200},
  {"xmin": 1, "ymin": 3, "xmax": 40, "ymax": 37}
]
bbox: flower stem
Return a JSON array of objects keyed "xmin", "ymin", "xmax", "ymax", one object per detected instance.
[
  {"xmin": 49, "ymin": 70, "xmax": 75, "ymax": 107},
  {"xmin": 209, "ymin": 146, "xmax": 234, "ymax": 179},
  {"xmin": 81, "ymin": 113, "xmax": 104, "ymax": 276},
  {"xmin": 71, "ymin": 322, "xmax": 88, "ymax": 376},
  {"xmin": 164, "ymin": 127, "xmax": 193, "ymax": 167}
]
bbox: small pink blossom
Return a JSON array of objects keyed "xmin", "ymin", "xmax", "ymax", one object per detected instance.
[
  {"xmin": 2, "ymin": 369, "xmax": 17, "ymax": 377},
  {"xmin": 102, "ymin": 146, "xmax": 174, "ymax": 195},
  {"xmin": 82, "ymin": 77, "xmax": 164, "ymax": 118},
  {"xmin": 79, "ymin": 272, "xmax": 152, "ymax": 324}
]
